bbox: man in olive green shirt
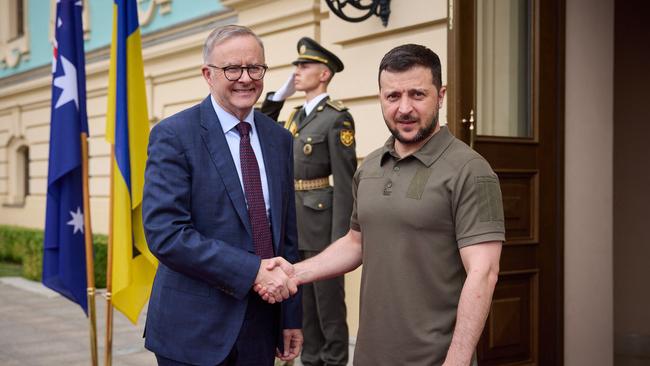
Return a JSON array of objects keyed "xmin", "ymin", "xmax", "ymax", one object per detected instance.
[{"xmin": 258, "ymin": 44, "xmax": 504, "ymax": 366}]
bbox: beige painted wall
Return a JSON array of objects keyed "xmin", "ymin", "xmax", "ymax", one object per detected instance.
[{"xmin": 565, "ymin": 0, "xmax": 614, "ymax": 364}]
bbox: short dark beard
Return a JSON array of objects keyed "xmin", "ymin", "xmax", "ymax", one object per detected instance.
[{"xmin": 387, "ymin": 113, "xmax": 438, "ymax": 144}]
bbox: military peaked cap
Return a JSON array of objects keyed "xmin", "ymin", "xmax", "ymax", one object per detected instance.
[{"xmin": 292, "ymin": 37, "xmax": 344, "ymax": 73}]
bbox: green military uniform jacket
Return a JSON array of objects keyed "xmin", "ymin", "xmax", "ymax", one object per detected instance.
[{"xmin": 261, "ymin": 94, "xmax": 357, "ymax": 251}]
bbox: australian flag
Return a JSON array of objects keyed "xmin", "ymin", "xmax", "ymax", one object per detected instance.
[{"xmin": 43, "ymin": 0, "xmax": 90, "ymax": 314}]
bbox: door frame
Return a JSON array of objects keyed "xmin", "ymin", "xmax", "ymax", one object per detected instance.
[{"xmin": 447, "ymin": 0, "xmax": 566, "ymax": 364}]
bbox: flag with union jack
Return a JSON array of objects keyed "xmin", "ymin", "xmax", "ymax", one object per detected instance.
[{"xmin": 43, "ymin": 0, "xmax": 90, "ymax": 314}]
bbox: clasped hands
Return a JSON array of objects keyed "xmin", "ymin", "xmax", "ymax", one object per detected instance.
[{"xmin": 253, "ymin": 257, "xmax": 298, "ymax": 304}]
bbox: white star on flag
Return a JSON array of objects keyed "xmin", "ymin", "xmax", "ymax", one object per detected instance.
[
  {"xmin": 53, "ymin": 55, "xmax": 79, "ymax": 109},
  {"xmin": 67, "ymin": 207, "xmax": 84, "ymax": 234}
]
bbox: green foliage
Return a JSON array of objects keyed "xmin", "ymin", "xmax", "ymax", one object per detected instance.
[
  {"xmin": 92, "ymin": 234, "xmax": 108, "ymax": 288},
  {"xmin": 0, "ymin": 225, "xmax": 107, "ymax": 287},
  {"xmin": 0, "ymin": 262, "xmax": 22, "ymax": 277},
  {"xmin": 0, "ymin": 226, "xmax": 43, "ymax": 280}
]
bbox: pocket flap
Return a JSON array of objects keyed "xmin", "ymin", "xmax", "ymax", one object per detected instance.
[
  {"xmin": 299, "ymin": 134, "xmax": 326, "ymax": 144},
  {"xmin": 302, "ymin": 189, "xmax": 333, "ymax": 211}
]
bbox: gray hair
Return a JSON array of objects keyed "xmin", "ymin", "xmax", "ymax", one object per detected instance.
[{"xmin": 202, "ymin": 25, "xmax": 265, "ymax": 64}]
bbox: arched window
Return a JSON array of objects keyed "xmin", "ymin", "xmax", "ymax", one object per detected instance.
[
  {"xmin": 8, "ymin": 0, "xmax": 25, "ymax": 40},
  {"xmin": 5, "ymin": 138, "xmax": 29, "ymax": 206},
  {"xmin": 17, "ymin": 145, "xmax": 29, "ymax": 197}
]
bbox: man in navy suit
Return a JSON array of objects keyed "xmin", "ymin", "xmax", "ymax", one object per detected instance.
[{"xmin": 142, "ymin": 25, "xmax": 303, "ymax": 366}]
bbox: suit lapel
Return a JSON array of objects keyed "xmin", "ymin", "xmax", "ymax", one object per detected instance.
[
  {"xmin": 199, "ymin": 97, "xmax": 253, "ymax": 238},
  {"xmin": 255, "ymin": 111, "xmax": 283, "ymax": 252},
  {"xmin": 296, "ymin": 96, "xmax": 329, "ymax": 133}
]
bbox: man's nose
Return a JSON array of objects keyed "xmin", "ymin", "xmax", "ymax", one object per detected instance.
[
  {"xmin": 239, "ymin": 68, "xmax": 253, "ymax": 82},
  {"xmin": 398, "ymin": 96, "xmax": 413, "ymax": 114}
]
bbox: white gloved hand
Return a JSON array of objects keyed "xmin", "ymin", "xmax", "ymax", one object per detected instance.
[{"xmin": 270, "ymin": 73, "xmax": 296, "ymax": 101}]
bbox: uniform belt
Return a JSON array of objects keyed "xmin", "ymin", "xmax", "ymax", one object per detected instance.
[{"xmin": 294, "ymin": 177, "xmax": 330, "ymax": 191}]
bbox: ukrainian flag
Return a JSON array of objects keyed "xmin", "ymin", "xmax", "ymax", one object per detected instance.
[{"xmin": 106, "ymin": 0, "xmax": 157, "ymax": 324}]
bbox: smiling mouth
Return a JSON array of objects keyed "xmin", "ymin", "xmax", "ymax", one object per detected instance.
[{"xmin": 233, "ymin": 87, "xmax": 256, "ymax": 94}]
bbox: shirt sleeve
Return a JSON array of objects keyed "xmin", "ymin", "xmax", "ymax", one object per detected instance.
[
  {"xmin": 349, "ymin": 168, "xmax": 362, "ymax": 232},
  {"xmin": 328, "ymin": 112, "xmax": 357, "ymax": 241},
  {"xmin": 452, "ymin": 157, "xmax": 506, "ymax": 248}
]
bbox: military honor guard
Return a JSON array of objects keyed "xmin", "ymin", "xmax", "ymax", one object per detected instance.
[{"xmin": 262, "ymin": 37, "xmax": 356, "ymax": 366}]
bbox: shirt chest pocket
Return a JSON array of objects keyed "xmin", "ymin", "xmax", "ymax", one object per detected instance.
[{"xmin": 296, "ymin": 133, "xmax": 329, "ymax": 165}]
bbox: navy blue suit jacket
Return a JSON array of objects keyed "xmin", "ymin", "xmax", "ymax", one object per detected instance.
[{"xmin": 142, "ymin": 96, "xmax": 301, "ymax": 365}]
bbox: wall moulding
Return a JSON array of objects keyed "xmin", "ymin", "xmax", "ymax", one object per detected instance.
[
  {"xmin": 221, "ymin": 0, "xmax": 276, "ymax": 12},
  {"xmin": 0, "ymin": 0, "xmax": 30, "ymax": 70},
  {"xmin": 227, "ymin": 0, "xmax": 320, "ymax": 34},
  {"xmin": 138, "ymin": 0, "xmax": 173, "ymax": 27},
  {"xmin": 0, "ymin": 36, "xmax": 30, "ymax": 69},
  {"xmin": 251, "ymin": 11, "xmax": 321, "ymax": 38}
]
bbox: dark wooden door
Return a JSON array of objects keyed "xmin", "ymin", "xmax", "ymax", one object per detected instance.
[{"xmin": 448, "ymin": 0, "xmax": 564, "ymax": 364}]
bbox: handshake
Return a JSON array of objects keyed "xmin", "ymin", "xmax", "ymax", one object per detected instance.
[{"xmin": 253, "ymin": 257, "xmax": 301, "ymax": 304}]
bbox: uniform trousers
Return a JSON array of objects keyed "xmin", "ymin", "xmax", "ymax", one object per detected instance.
[
  {"xmin": 155, "ymin": 293, "xmax": 277, "ymax": 366},
  {"xmin": 300, "ymin": 250, "xmax": 349, "ymax": 366}
]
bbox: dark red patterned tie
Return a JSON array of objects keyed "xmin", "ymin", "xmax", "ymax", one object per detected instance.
[{"xmin": 236, "ymin": 122, "xmax": 274, "ymax": 259}]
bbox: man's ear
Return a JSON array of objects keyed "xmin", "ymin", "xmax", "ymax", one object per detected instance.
[
  {"xmin": 320, "ymin": 66, "xmax": 333, "ymax": 83},
  {"xmin": 201, "ymin": 66, "xmax": 212, "ymax": 84},
  {"xmin": 437, "ymin": 86, "xmax": 447, "ymax": 108}
]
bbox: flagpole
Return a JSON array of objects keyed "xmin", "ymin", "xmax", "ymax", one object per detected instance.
[
  {"xmin": 80, "ymin": 132, "xmax": 98, "ymax": 366},
  {"xmin": 105, "ymin": 146, "xmax": 115, "ymax": 366}
]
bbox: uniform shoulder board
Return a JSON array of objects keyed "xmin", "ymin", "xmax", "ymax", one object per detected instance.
[{"xmin": 326, "ymin": 99, "xmax": 348, "ymax": 112}]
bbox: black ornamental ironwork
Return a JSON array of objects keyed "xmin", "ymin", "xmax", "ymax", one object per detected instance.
[{"xmin": 324, "ymin": 0, "xmax": 391, "ymax": 27}]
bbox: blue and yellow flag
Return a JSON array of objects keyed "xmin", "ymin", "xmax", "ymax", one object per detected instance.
[{"xmin": 106, "ymin": 0, "xmax": 157, "ymax": 324}]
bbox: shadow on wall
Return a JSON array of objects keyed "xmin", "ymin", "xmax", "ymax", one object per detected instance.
[{"xmin": 615, "ymin": 333, "xmax": 650, "ymax": 366}]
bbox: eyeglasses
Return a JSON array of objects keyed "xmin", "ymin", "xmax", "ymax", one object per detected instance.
[{"xmin": 206, "ymin": 64, "xmax": 268, "ymax": 81}]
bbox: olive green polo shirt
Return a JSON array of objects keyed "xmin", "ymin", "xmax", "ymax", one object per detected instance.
[{"xmin": 350, "ymin": 126, "xmax": 505, "ymax": 366}]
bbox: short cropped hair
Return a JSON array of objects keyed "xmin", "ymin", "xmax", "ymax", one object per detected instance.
[
  {"xmin": 378, "ymin": 44, "xmax": 442, "ymax": 90},
  {"xmin": 202, "ymin": 25, "xmax": 265, "ymax": 64}
]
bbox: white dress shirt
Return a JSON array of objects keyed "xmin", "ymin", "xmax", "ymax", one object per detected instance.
[
  {"xmin": 210, "ymin": 95, "xmax": 270, "ymax": 213},
  {"xmin": 303, "ymin": 92, "xmax": 329, "ymax": 116}
]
